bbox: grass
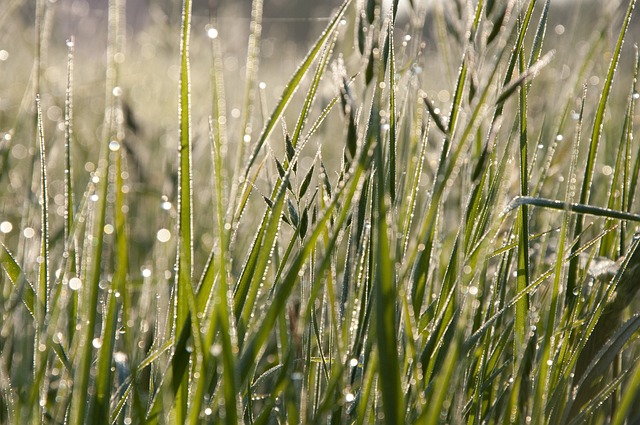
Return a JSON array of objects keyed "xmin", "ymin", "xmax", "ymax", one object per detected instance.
[{"xmin": 2, "ymin": 0, "xmax": 640, "ymax": 423}]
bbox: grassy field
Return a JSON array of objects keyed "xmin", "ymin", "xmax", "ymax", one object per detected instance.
[{"xmin": 2, "ymin": 0, "xmax": 640, "ymax": 423}]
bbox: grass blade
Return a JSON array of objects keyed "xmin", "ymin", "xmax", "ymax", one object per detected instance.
[{"xmin": 567, "ymin": 0, "xmax": 637, "ymax": 302}]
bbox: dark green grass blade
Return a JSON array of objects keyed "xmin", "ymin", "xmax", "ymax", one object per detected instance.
[
  {"xmin": 371, "ymin": 52, "xmax": 404, "ymax": 424},
  {"xmin": 505, "ymin": 196, "xmax": 640, "ymax": 222}
]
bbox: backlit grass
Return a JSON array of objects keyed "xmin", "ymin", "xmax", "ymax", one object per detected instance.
[{"xmin": 2, "ymin": 0, "xmax": 640, "ymax": 423}]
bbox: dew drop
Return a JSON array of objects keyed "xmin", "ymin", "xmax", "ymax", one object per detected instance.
[
  {"xmin": 92, "ymin": 338, "xmax": 103, "ymax": 348},
  {"xmin": 206, "ymin": 25, "xmax": 218, "ymax": 39},
  {"xmin": 157, "ymin": 228, "xmax": 171, "ymax": 242},
  {"xmin": 69, "ymin": 277, "xmax": 82, "ymax": 291},
  {"xmin": 23, "ymin": 227, "xmax": 35, "ymax": 238},
  {"xmin": 109, "ymin": 140, "xmax": 120, "ymax": 151},
  {"xmin": 0, "ymin": 221, "xmax": 13, "ymax": 233}
]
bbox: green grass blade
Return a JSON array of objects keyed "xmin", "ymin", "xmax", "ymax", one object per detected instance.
[
  {"xmin": 0, "ymin": 243, "xmax": 36, "ymax": 316},
  {"xmin": 611, "ymin": 350, "xmax": 640, "ymax": 425},
  {"xmin": 567, "ymin": 0, "xmax": 637, "ymax": 302},
  {"xmin": 171, "ymin": 0, "xmax": 194, "ymax": 421},
  {"xmin": 69, "ymin": 118, "xmax": 110, "ymax": 425},
  {"xmin": 515, "ymin": 45, "xmax": 530, "ymax": 357},
  {"xmin": 35, "ymin": 95, "xmax": 49, "ymax": 323},
  {"xmin": 242, "ymin": 0, "xmax": 353, "ymax": 179},
  {"xmin": 387, "ymin": 17, "xmax": 397, "ymax": 203},
  {"xmin": 372, "ymin": 78, "xmax": 404, "ymax": 425},
  {"xmin": 228, "ymin": 0, "xmax": 263, "ymax": 223}
]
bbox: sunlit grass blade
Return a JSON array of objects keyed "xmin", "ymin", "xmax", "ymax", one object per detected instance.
[
  {"xmin": 35, "ymin": 95, "xmax": 49, "ymax": 324},
  {"xmin": 68, "ymin": 110, "xmax": 110, "ymax": 425},
  {"xmin": 567, "ymin": 0, "xmax": 637, "ymax": 302},
  {"xmin": 237, "ymin": 148, "xmax": 367, "ymax": 388},
  {"xmin": 241, "ymin": 0, "xmax": 353, "ymax": 179},
  {"xmin": 93, "ymin": 126, "xmax": 129, "ymax": 423},
  {"xmin": 514, "ymin": 44, "xmax": 531, "ymax": 359},
  {"xmin": 386, "ymin": 17, "xmax": 397, "ymax": 202},
  {"xmin": 228, "ymin": 0, "xmax": 263, "ymax": 223}
]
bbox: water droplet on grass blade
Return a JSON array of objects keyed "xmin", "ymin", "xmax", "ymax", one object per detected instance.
[
  {"xmin": 157, "ymin": 228, "xmax": 171, "ymax": 242},
  {"xmin": 69, "ymin": 277, "xmax": 82, "ymax": 290},
  {"xmin": 109, "ymin": 140, "xmax": 120, "ymax": 151},
  {"xmin": 205, "ymin": 25, "xmax": 218, "ymax": 39},
  {"xmin": 0, "ymin": 221, "xmax": 12, "ymax": 233},
  {"xmin": 92, "ymin": 338, "xmax": 102, "ymax": 348}
]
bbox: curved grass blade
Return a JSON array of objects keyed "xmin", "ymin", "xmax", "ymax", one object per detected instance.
[
  {"xmin": 505, "ymin": 196, "xmax": 640, "ymax": 222},
  {"xmin": 0, "ymin": 242, "xmax": 36, "ymax": 316}
]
